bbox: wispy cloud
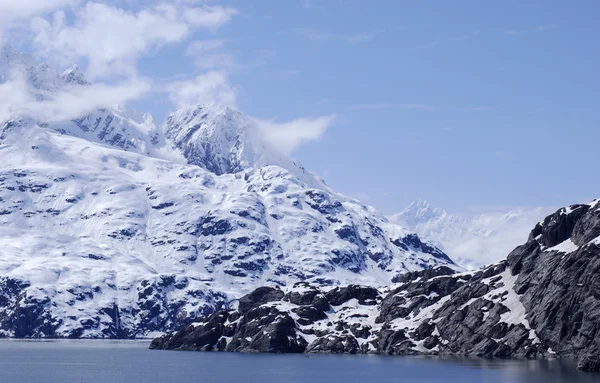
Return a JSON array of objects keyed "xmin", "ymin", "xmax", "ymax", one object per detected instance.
[
  {"xmin": 504, "ymin": 24, "xmax": 557, "ymax": 35},
  {"xmin": 302, "ymin": 0, "xmax": 327, "ymax": 12},
  {"xmin": 256, "ymin": 114, "xmax": 336, "ymax": 155},
  {"xmin": 293, "ymin": 27, "xmax": 388, "ymax": 44},
  {"xmin": 32, "ymin": 2, "xmax": 238, "ymax": 79},
  {"xmin": 419, "ymin": 30, "xmax": 480, "ymax": 48},
  {"xmin": 504, "ymin": 30, "xmax": 521, "ymax": 36},
  {"xmin": 351, "ymin": 103, "xmax": 491, "ymax": 112},
  {"xmin": 0, "ymin": 70, "xmax": 151, "ymax": 124},
  {"xmin": 166, "ymin": 71, "xmax": 238, "ymax": 108},
  {"xmin": 0, "ymin": 0, "xmax": 78, "ymax": 44},
  {"xmin": 348, "ymin": 29, "xmax": 385, "ymax": 44},
  {"xmin": 352, "ymin": 103, "xmax": 437, "ymax": 111},
  {"xmin": 185, "ymin": 39, "xmax": 238, "ymax": 71},
  {"xmin": 279, "ymin": 69, "xmax": 299, "ymax": 77},
  {"xmin": 294, "ymin": 28, "xmax": 336, "ymax": 41},
  {"xmin": 534, "ymin": 24, "xmax": 557, "ymax": 32}
]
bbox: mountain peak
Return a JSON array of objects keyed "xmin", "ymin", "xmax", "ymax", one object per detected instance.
[
  {"xmin": 400, "ymin": 199, "xmax": 447, "ymax": 224},
  {"xmin": 410, "ymin": 199, "xmax": 432, "ymax": 210},
  {"xmin": 164, "ymin": 104, "xmax": 257, "ymax": 175},
  {"xmin": 60, "ymin": 64, "xmax": 89, "ymax": 86},
  {"xmin": 163, "ymin": 104, "xmax": 326, "ymax": 189}
]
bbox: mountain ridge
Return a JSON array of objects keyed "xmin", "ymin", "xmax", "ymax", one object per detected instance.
[
  {"xmin": 0, "ymin": 46, "xmax": 457, "ymax": 338},
  {"xmin": 151, "ymin": 199, "xmax": 600, "ymax": 372},
  {"xmin": 390, "ymin": 199, "xmax": 551, "ymax": 268}
]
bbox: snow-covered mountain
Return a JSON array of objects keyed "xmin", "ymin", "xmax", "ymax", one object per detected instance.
[
  {"xmin": 152, "ymin": 200, "xmax": 600, "ymax": 373},
  {"xmin": 0, "ymin": 47, "xmax": 457, "ymax": 338},
  {"xmin": 390, "ymin": 199, "xmax": 551, "ymax": 269}
]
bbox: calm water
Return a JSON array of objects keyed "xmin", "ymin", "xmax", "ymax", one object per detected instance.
[{"xmin": 0, "ymin": 340, "xmax": 598, "ymax": 383}]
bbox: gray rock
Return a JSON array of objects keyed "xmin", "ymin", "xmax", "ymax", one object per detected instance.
[{"xmin": 237, "ymin": 286, "xmax": 284, "ymax": 315}]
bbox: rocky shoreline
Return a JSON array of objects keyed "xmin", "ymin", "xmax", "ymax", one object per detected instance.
[{"xmin": 151, "ymin": 201, "xmax": 600, "ymax": 372}]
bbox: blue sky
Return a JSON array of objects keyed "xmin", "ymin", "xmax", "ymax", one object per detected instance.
[{"xmin": 5, "ymin": 0, "xmax": 600, "ymax": 214}]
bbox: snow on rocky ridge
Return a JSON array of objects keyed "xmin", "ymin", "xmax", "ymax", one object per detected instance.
[
  {"xmin": 0, "ymin": 47, "xmax": 457, "ymax": 338},
  {"xmin": 152, "ymin": 200, "xmax": 600, "ymax": 372}
]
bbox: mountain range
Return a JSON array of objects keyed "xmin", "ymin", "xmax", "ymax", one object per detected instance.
[
  {"xmin": 152, "ymin": 199, "xmax": 600, "ymax": 372},
  {"xmin": 0, "ymin": 46, "xmax": 456, "ymax": 338},
  {"xmin": 390, "ymin": 199, "xmax": 551, "ymax": 269}
]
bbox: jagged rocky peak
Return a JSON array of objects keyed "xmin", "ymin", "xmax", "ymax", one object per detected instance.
[
  {"xmin": 526, "ymin": 201, "xmax": 599, "ymax": 248},
  {"xmin": 164, "ymin": 104, "xmax": 325, "ymax": 188},
  {"xmin": 165, "ymin": 104, "xmax": 259, "ymax": 175},
  {"xmin": 163, "ymin": 104, "xmax": 290, "ymax": 176},
  {"xmin": 60, "ymin": 64, "xmax": 90, "ymax": 86}
]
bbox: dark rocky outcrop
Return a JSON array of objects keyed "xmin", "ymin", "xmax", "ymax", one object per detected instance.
[
  {"xmin": 324, "ymin": 285, "xmax": 379, "ymax": 306},
  {"xmin": 152, "ymin": 201, "xmax": 600, "ymax": 373},
  {"xmin": 237, "ymin": 286, "xmax": 284, "ymax": 314}
]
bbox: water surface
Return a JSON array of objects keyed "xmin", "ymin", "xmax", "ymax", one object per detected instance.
[{"xmin": 0, "ymin": 340, "xmax": 597, "ymax": 383}]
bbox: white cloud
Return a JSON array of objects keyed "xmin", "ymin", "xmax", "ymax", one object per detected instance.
[
  {"xmin": 256, "ymin": 114, "xmax": 335, "ymax": 155},
  {"xmin": 167, "ymin": 71, "xmax": 237, "ymax": 108},
  {"xmin": 1, "ymin": 1, "xmax": 335, "ymax": 158},
  {"xmin": 0, "ymin": 0, "xmax": 77, "ymax": 18},
  {"xmin": 185, "ymin": 39, "xmax": 237, "ymax": 70},
  {"xmin": 0, "ymin": 70, "xmax": 150, "ymax": 123},
  {"xmin": 31, "ymin": 2, "xmax": 237, "ymax": 79},
  {"xmin": 182, "ymin": 5, "xmax": 237, "ymax": 29},
  {"xmin": 0, "ymin": 0, "xmax": 78, "ymax": 43}
]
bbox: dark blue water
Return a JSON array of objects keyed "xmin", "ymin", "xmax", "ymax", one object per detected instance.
[{"xmin": 0, "ymin": 340, "xmax": 598, "ymax": 383}]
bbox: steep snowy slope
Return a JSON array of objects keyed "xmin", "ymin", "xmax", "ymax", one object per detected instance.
[
  {"xmin": 390, "ymin": 199, "xmax": 550, "ymax": 268},
  {"xmin": 0, "ymin": 47, "xmax": 457, "ymax": 338},
  {"xmin": 0, "ymin": 119, "xmax": 455, "ymax": 338}
]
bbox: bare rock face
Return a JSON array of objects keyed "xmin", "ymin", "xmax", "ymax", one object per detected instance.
[
  {"xmin": 508, "ymin": 202, "xmax": 600, "ymax": 370},
  {"xmin": 151, "ymin": 200, "xmax": 600, "ymax": 373},
  {"xmin": 237, "ymin": 286, "xmax": 284, "ymax": 315}
]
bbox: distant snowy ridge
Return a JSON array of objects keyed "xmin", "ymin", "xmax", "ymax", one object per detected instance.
[
  {"xmin": 0, "ymin": 47, "xmax": 456, "ymax": 338},
  {"xmin": 390, "ymin": 199, "xmax": 551, "ymax": 269}
]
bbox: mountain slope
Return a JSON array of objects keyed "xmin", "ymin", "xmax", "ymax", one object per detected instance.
[
  {"xmin": 0, "ymin": 48, "xmax": 456, "ymax": 338},
  {"xmin": 390, "ymin": 199, "xmax": 550, "ymax": 268},
  {"xmin": 152, "ymin": 199, "xmax": 600, "ymax": 372}
]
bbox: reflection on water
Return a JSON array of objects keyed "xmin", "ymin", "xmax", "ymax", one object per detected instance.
[{"xmin": 0, "ymin": 340, "xmax": 597, "ymax": 383}]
